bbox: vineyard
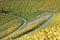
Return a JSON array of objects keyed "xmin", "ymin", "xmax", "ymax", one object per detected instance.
[{"xmin": 0, "ymin": 0, "xmax": 60, "ymax": 40}]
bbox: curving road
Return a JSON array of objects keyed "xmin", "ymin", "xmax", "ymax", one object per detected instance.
[
  {"xmin": 15, "ymin": 12, "xmax": 55, "ymax": 33},
  {"xmin": 14, "ymin": 16, "xmax": 27, "ymax": 32},
  {"xmin": 1, "ymin": 12, "xmax": 55, "ymax": 40},
  {"xmin": 25, "ymin": 13, "xmax": 55, "ymax": 36},
  {"xmin": 16, "ymin": 13, "xmax": 55, "ymax": 38}
]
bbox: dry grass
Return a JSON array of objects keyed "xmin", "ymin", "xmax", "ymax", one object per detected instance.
[
  {"xmin": 15, "ymin": 13, "xmax": 60, "ymax": 40},
  {"xmin": 0, "ymin": 0, "xmax": 60, "ymax": 40}
]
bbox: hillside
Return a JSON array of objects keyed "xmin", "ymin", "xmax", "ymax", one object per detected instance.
[{"xmin": 0, "ymin": 0, "xmax": 60, "ymax": 40}]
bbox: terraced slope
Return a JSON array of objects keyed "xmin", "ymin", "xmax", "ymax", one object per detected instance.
[
  {"xmin": 1, "ymin": 12, "xmax": 55, "ymax": 40},
  {"xmin": 0, "ymin": 0, "xmax": 60, "ymax": 40},
  {"xmin": 15, "ymin": 12, "xmax": 60, "ymax": 40}
]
